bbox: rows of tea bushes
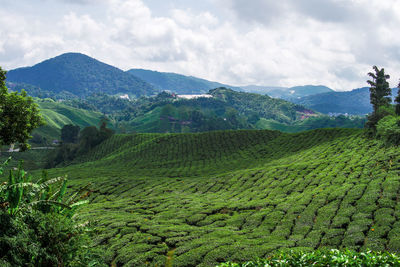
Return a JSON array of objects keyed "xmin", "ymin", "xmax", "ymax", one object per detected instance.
[
  {"xmin": 45, "ymin": 128, "xmax": 400, "ymax": 266},
  {"xmin": 66, "ymin": 128, "xmax": 355, "ymax": 178}
]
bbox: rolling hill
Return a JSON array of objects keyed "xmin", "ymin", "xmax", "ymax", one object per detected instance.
[
  {"xmin": 40, "ymin": 127, "xmax": 400, "ymax": 266},
  {"xmin": 6, "ymin": 53, "xmax": 156, "ymax": 97},
  {"xmin": 120, "ymin": 88, "xmax": 321, "ymax": 133},
  {"xmin": 33, "ymin": 98, "xmax": 105, "ymax": 143},
  {"xmin": 127, "ymin": 68, "xmax": 242, "ymax": 94}
]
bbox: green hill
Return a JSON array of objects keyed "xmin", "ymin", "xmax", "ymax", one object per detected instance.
[
  {"xmin": 34, "ymin": 98, "xmax": 105, "ymax": 142},
  {"xmin": 40, "ymin": 127, "xmax": 400, "ymax": 266},
  {"xmin": 127, "ymin": 69, "xmax": 242, "ymax": 94},
  {"xmin": 7, "ymin": 53, "xmax": 156, "ymax": 97},
  {"xmin": 209, "ymin": 87, "xmax": 316, "ymax": 123}
]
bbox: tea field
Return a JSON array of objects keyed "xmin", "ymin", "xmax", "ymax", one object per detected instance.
[{"xmin": 43, "ymin": 128, "xmax": 400, "ymax": 266}]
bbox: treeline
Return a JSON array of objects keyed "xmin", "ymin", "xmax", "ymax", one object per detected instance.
[{"xmin": 46, "ymin": 120, "xmax": 114, "ymax": 167}]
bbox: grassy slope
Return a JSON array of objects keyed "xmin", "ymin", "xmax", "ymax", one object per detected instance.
[
  {"xmin": 44, "ymin": 128, "xmax": 400, "ymax": 266},
  {"xmin": 34, "ymin": 99, "xmax": 104, "ymax": 142},
  {"xmin": 0, "ymin": 100, "xmax": 104, "ymax": 169}
]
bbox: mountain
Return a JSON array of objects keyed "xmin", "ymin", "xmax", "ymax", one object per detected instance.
[
  {"xmin": 42, "ymin": 127, "xmax": 400, "ymax": 266},
  {"xmin": 127, "ymin": 68, "xmax": 242, "ymax": 94},
  {"xmin": 242, "ymin": 85, "xmax": 334, "ymax": 99},
  {"xmin": 293, "ymin": 87, "xmax": 398, "ymax": 115},
  {"xmin": 7, "ymin": 53, "xmax": 156, "ymax": 97}
]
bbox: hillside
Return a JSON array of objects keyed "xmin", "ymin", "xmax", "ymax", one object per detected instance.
[
  {"xmin": 7, "ymin": 53, "xmax": 156, "ymax": 97},
  {"xmin": 293, "ymin": 87, "xmax": 398, "ymax": 115},
  {"xmin": 209, "ymin": 87, "xmax": 316, "ymax": 123},
  {"xmin": 127, "ymin": 69, "xmax": 242, "ymax": 94},
  {"xmin": 60, "ymin": 88, "xmax": 364, "ymax": 134},
  {"xmin": 242, "ymin": 85, "xmax": 334, "ymax": 100},
  {"xmin": 33, "ymin": 99, "xmax": 105, "ymax": 143},
  {"xmin": 42, "ymin": 128, "xmax": 400, "ymax": 266},
  {"xmin": 124, "ymin": 88, "xmax": 320, "ymax": 133}
]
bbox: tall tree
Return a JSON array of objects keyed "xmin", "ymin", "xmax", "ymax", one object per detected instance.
[
  {"xmin": 367, "ymin": 66, "xmax": 392, "ymax": 113},
  {"xmin": 0, "ymin": 67, "xmax": 44, "ymax": 151}
]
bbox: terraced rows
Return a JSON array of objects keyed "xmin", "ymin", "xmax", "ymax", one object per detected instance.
[{"xmin": 47, "ymin": 128, "xmax": 400, "ymax": 266}]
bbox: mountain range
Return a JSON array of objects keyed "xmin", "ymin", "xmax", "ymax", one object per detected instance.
[
  {"xmin": 294, "ymin": 87, "xmax": 398, "ymax": 115},
  {"xmin": 127, "ymin": 69, "xmax": 242, "ymax": 94},
  {"xmin": 5, "ymin": 52, "xmax": 389, "ymax": 116},
  {"xmin": 242, "ymin": 85, "xmax": 334, "ymax": 100}
]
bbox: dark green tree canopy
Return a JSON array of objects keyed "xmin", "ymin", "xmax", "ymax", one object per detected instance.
[
  {"xmin": 61, "ymin": 124, "xmax": 80, "ymax": 144},
  {"xmin": 367, "ymin": 65, "xmax": 392, "ymax": 112},
  {"xmin": 0, "ymin": 67, "xmax": 44, "ymax": 150}
]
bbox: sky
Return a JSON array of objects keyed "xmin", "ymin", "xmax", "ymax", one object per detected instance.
[{"xmin": 1, "ymin": 0, "xmax": 400, "ymax": 91}]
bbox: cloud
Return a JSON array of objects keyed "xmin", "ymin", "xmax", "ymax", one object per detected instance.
[{"xmin": 1, "ymin": 0, "xmax": 400, "ymax": 90}]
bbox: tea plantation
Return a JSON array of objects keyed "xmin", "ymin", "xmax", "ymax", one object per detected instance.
[{"xmin": 44, "ymin": 128, "xmax": 400, "ymax": 266}]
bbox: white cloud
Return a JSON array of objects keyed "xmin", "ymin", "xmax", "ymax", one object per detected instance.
[{"xmin": 1, "ymin": 0, "xmax": 400, "ymax": 90}]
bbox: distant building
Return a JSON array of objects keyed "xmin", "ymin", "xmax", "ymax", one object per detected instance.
[
  {"xmin": 177, "ymin": 94, "xmax": 213, "ymax": 99},
  {"xmin": 119, "ymin": 94, "xmax": 130, "ymax": 100}
]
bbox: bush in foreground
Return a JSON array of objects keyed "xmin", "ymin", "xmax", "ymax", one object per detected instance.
[
  {"xmin": 0, "ymin": 158, "xmax": 105, "ymax": 266},
  {"xmin": 217, "ymin": 249, "xmax": 400, "ymax": 267}
]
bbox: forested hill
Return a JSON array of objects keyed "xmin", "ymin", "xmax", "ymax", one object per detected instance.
[
  {"xmin": 293, "ymin": 87, "xmax": 398, "ymax": 115},
  {"xmin": 209, "ymin": 87, "xmax": 316, "ymax": 123},
  {"xmin": 6, "ymin": 53, "xmax": 156, "ymax": 97},
  {"xmin": 127, "ymin": 68, "xmax": 242, "ymax": 94}
]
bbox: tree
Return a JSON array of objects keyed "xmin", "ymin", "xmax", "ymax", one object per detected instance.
[
  {"xmin": 366, "ymin": 66, "xmax": 392, "ymax": 130},
  {"xmin": 0, "ymin": 67, "xmax": 44, "ymax": 150},
  {"xmin": 61, "ymin": 124, "xmax": 80, "ymax": 143},
  {"xmin": 367, "ymin": 66, "xmax": 391, "ymax": 113}
]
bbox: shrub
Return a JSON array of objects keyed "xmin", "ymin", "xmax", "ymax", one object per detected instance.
[
  {"xmin": 216, "ymin": 249, "xmax": 400, "ymax": 266},
  {"xmin": 0, "ymin": 158, "xmax": 105, "ymax": 266},
  {"xmin": 376, "ymin": 115, "xmax": 400, "ymax": 145}
]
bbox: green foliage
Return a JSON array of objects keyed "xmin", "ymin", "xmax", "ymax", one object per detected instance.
[
  {"xmin": 216, "ymin": 249, "xmax": 400, "ymax": 266},
  {"xmin": 376, "ymin": 115, "xmax": 400, "ymax": 145},
  {"xmin": 367, "ymin": 66, "xmax": 392, "ymax": 114},
  {"xmin": 46, "ymin": 121, "xmax": 114, "ymax": 168},
  {"xmin": 366, "ymin": 66, "xmax": 392, "ymax": 130},
  {"xmin": 34, "ymin": 98, "xmax": 105, "ymax": 144},
  {"xmin": 209, "ymin": 87, "xmax": 311, "ymax": 124},
  {"xmin": 0, "ymin": 160, "xmax": 88, "ymax": 217},
  {"xmin": 61, "ymin": 124, "xmax": 80, "ymax": 144},
  {"xmin": 0, "ymin": 67, "xmax": 44, "ymax": 150},
  {"xmin": 0, "ymin": 159, "xmax": 103, "ymax": 266}
]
